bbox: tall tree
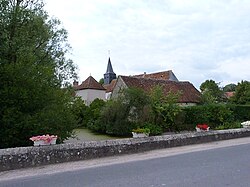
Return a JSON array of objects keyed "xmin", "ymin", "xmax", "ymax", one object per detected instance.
[
  {"xmin": 200, "ymin": 80, "xmax": 224, "ymax": 103},
  {"xmin": 230, "ymin": 81, "xmax": 250, "ymax": 104},
  {"xmin": 0, "ymin": 0, "xmax": 78, "ymax": 148}
]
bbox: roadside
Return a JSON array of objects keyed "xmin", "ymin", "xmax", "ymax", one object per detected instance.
[{"xmin": 1, "ymin": 136, "xmax": 250, "ymax": 182}]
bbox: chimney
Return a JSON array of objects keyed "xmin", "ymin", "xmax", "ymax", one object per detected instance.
[{"xmin": 73, "ymin": 80, "xmax": 79, "ymax": 87}]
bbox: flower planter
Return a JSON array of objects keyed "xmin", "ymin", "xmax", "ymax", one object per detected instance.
[
  {"xmin": 196, "ymin": 124, "xmax": 210, "ymax": 132},
  {"xmin": 196, "ymin": 127, "xmax": 210, "ymax": 132},
  {"xmin": 33, "ymin": 138, "xmax": 57, "ymax": 146},
  {"xmin": 132, "ymin": 132, "xmax": 149, "ymax": 138},
  {"xmin": 30, "ymin": 134, "xmax": 57, "ymax": 146}
]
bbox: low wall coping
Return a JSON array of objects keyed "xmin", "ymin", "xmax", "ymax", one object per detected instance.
[{"xmin": 1, "ymin": 128, "xmax": 250, "ymax": 171}]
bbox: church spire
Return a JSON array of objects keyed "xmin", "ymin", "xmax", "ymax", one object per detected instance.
[
  {"xmin": 106, "ymin": 57, "xmax": 114, "ymax": 73},
  {"xmin": 104, "ymin": 56, "xmax": 116, "ymax": 85}
]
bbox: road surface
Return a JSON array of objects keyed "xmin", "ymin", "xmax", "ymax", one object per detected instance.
[{"xmin": 1, "ymin": 137, "xmax": 250, "ymax": 187}]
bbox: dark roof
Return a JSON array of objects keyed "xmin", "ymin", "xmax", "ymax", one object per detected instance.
[
  {"xmin": 120, "ymin": 76, "xmax": 201, "ymax": 103},
  {"xmin": 105, "ymin": 57, "xmax": 114, "ymax": 73},
  {"xmin": 74, "ymin": 76, "xmax": 105, "ymax": 91},
  {"xmin": 103, "ymin": 79, "xmax": 117, "ymax": 93},
  {"xmin": 133, "ymin": 70, "xmax": 178, "ymax": 81}
]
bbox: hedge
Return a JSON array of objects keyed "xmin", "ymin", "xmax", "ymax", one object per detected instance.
[{"xmin": 176, "ymin": 104, "xmax": 250, "ymax": 130}]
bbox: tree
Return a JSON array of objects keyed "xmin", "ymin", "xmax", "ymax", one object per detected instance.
[
  {"xmin": 223, "ymin": 83, "xmax": 236, "ymax": 92},
  {"xmin": 0, "ymin": 0, "xmax": 78, "ymax": 148},
  {"xmin": 200, "ymin": 80, "xmax": 224, "ymax": 103},
  {"xmin": 230, "ymin": 81, "xmax": 250, "ymax": 104},
  {"xmin": 99, "ymin": 78, "xmax": 104, "ymax": 85},
  {"xmin": 150, "ymin": 86, "xmax": 181, "ymax": 131},
  {"xmin": 91, "ymin": 88, "xmax": 151, "ymax": 136}
]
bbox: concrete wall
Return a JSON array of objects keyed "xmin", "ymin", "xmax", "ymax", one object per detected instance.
[{"xmin": 1, "ymin": 128, "xmax": 250, "ymax": 172}]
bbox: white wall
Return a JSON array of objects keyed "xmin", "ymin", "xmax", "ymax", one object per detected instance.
[{"xmin": 76, "ymin": 89, "xmax": 106, "ymax": 105}]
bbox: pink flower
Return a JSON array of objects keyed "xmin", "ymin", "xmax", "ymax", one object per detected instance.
[{"xmin": 30, "ymin": 134, "xmax": 57, "ymax": 143}]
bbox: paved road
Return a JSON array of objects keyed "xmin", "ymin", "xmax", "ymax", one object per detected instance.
[{"xmin": 1, "ymin": 138, "xmax": 250, "ymax": 187}]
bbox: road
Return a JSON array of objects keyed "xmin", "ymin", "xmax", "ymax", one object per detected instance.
[{"xmin": 1, "ymin": 137, "xmax": 250, "ymax": 187}]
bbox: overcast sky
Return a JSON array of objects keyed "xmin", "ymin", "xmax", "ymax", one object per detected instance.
[{"xmin": 44, "ymin": 0, "xmax": 250, "ymax": 89}]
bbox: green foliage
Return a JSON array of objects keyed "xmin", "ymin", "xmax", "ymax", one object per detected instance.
[
  {"xmin": 223, "ymin": 83, "xmax": 236, "ymax": 92},
  {"xmin": 70, "ymin": 97, "xmax": 89, "ymax": 127},
  {"xmin": 86, "ymin": 88, "xmax": 151, "ymax": 136},
  {"xmin": 215, "ymin": 122, "xmax": 242, "ymax": 130},
  {"xmin": 87, "ymin": 98, "xmax": 106, "ymax": 132},
  {"xmin": 227, "ymin": 104, "xmax": 250, "ymax": 122},
  {"xmin": 230, "ymin": 81, "xmax": 250, "ymax": 105},
  {"xmin": 86, "ymin": 86, "xmax": 182, "ymax": 136},
  {"xmin": 99, "ymin": 78, "xmax": 104, "ymax": 85},
  {"xmin": 150, "ymin": 86, "xmax": 181, "ymax": 131},
  {"xmin": 144, "ymin": 123, "xmax": 163, "ymax": 135},
  {"xmin": 101, "ymin": 99, "xmax": 134, "ymax": 136},
  {"xmin": 183, "ymin": 104, "xmax": 233, "ymax": 129},
  {"xmin": 200, "ymin": 80, "xmax": 224, "ymax": 103},
  {"xmin": 0, "ymin": 0, "xmax": 77, "ymax": 148},
  {"xmin": 132, "ymin": 127, "xmax": 150, "ymax": 134}
]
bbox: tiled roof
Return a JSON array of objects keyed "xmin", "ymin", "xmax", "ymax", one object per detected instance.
[
  {"xmin": 120, "ymin": 76, "xmax": 201, "ymax": 103},
  {"xmin": 103, "ymin": 79, "xmax": 117, "ymax": 93},
  {"xmin": 133, "ymin": 70, "xmax": 178, "ymax": 81},
  {"xmin": 74, "ymin": 76, "xmax": 105, "ymax": 91},
  {"xmin": 224, "ymin": 91, "xmax": 235, "ymax": 99}
]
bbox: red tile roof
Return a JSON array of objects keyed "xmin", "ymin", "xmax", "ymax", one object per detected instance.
[
  {"xmin": 103, "ymin": 79, "xmax": 117, "ymax": 93},
  {"xmin": 133, "ymin": 70, "xmax": 178, "ymax": 81},
  {"xmin": 74, "ymin": 76, "xmax": 105, "ymax": 91},
  {"xmin": 224, "ymin": 91, "xmax": 235, "ymax": 99},
  {"xmin": 120, "ymin": 76, "xmax": 201, "ymax": 103}
]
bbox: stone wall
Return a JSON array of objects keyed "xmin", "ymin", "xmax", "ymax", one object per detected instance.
[{"xmin": 1, "ymin": 128, "xmax": 250, "ymax": 172}]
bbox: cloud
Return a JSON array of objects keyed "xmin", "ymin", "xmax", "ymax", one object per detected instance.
[{"xmin": 44, "ymin": 0, "xmax": 250, "ymax": 88}]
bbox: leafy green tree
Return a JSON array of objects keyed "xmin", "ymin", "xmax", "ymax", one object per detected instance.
[
  {"xmin": 99, "ymin": 78, "xmax": 104, "ymax": 85},
  {"xmin": 230, "ymin": 81, "xmax": 250, "ymax": 104},
  {"xmin": 87, "ymin": 98, "xmax": 106, "ymax": 132},
  {"xmin": 200, "ymin": 80, "xmax": 224, "ymax": 103},
  {"xmin": 0, "ymin": 0, "xmax": 78, "ymax": 148},
  {"xmin": 150, "ymin": 86, "xmax": 181, "ymax": 131},
  {"xmin": 91, "ymin": 88, "xmax": 151, "ymax": 136},
  {"xmin": 70, "ymin": 97, "xmax": 89, "ymax": 127},
  {"xmin": 223, "ymin": 83, "xmax": 236, "ymax": 92}
]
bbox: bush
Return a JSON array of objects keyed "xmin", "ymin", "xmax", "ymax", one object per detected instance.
[
  {"xmin": 70, "ymin": 97, "xmax": 90, "ymax": 127},
  {"xmin": 144, "ymin": 123, "xmax": 163, "ymax": 135},
  {"xmin": 183, "ymin": 104, "xmax": 233, "ymax": 129},
  {"xmin": 227, "ymin": 104, "xmax": 250, "ymax": 122},
  {"xmin": 215, "ymin": 122, "xmax": 242, "ymax": 130}
]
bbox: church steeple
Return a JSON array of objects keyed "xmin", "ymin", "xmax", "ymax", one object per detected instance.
[
  {"xmin": 104, "ymin": 57, "xmax": 116, "ymax": 85},
  {"xmin": 106, "ymin": 57, "xmax": 114, "ymax": 73}
]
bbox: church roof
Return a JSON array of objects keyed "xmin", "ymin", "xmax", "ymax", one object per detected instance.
[
  {"xmin": 120, "ymin": 76, "xmax": 201, "ymax": 103},
  {"xmin": 133, "ymin": 70, "xmax": 178, "ymax": 81},
  {"xmin": 103, "ymin": 79, "xmax": 117, "ymax": 93},
  {"xmin": 105, "ymin": 57, "xmax": 115, "ymax": 73},
  {"xmin": 74, "ymin": 76, "xmax": 105, "ymax": 91}
]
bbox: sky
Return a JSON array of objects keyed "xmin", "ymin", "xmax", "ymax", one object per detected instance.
[{"xmin": 44, "ymin": 0, "xmax": 250, "ymax": 89}]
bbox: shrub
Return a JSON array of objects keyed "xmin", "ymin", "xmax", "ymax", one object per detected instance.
[
  {"xmin": 227, "ymin": 104, "xmax": 250, "ymax": 122},
  {"xmin": 183, "ymin": 104, "xmax": 233, "ymax": 129},
  {"xmin": 215, "ymin": 122, "xmax": 242, "ymax": 130},
  {"xmin": 144, "ymin": 123, "xmax": 163, "ymax": 135}
]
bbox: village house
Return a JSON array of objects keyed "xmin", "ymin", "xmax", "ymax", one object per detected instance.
[
  {"xmin": 73, "ymin": 57, "xmax": 201, "ymax": 105},
  {"xmin": 111, "ymin": 75, "xmax": 201, "ymax": 106},
  {"xmin": 73, "ymin": 76, "xmax": 106, "ymax": 106}
]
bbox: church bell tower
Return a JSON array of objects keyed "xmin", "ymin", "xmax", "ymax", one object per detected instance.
[{"xmin": 104, "ymin": 57, "xmax": 116, "ymax": 85}]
